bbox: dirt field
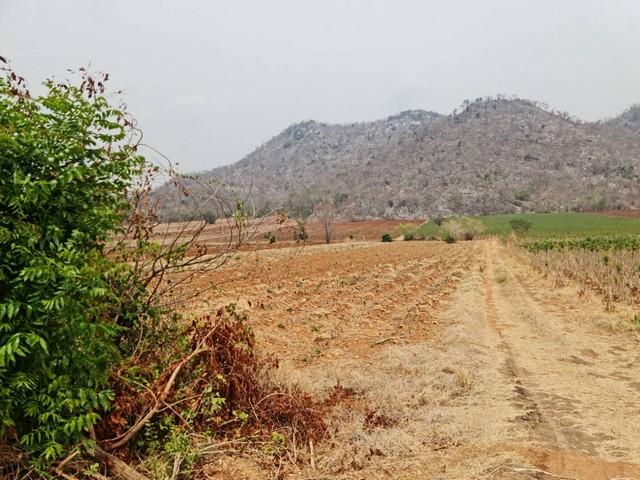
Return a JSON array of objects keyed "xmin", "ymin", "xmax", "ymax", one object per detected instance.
[
  {"xmin": 592, "ymin": 209, "xmax": 640, "ymax": 219},
  {"xmin": 186, "ymin": 239, "xmax": 640, "ymax": 479},
  {"xmin": 150, "ymin": 218, "xmax": 425, "ymax": 250}
]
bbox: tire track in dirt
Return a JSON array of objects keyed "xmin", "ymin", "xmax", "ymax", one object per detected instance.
[
  {"xmin": 476, "ymin": 240, "xmax": 640, "ymax": 479},
  {"xmin": 482, "ymin": 243, "xmax": 554, "ymax": 441}
]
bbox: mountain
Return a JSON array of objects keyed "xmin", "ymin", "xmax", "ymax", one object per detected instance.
[{"xmin": 161, "ymin": 98, "xmax": 640, "ymax": 219}]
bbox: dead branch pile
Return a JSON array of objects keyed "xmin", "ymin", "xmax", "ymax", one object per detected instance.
[{"xmin": 97, "ymin": 307, "xmax": 327, "ymax": 455}]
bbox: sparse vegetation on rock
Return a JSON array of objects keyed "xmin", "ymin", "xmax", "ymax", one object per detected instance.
[{"xmin": 161, "ymin": 98, "xmax": 640, "ymax": 219}]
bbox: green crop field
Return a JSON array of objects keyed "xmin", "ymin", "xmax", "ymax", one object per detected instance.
[
  {"xmin": 417, "ymin": 212, "xmax": 640, "ymax": 239},
  {"xmin": 476, "ymin": 213, "xmax": 640, "ymax": 237}
]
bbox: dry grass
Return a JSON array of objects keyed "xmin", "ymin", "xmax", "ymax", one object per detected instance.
[
  {"xmin": 264, "ymin": 342, "xmax": 477, "ymax": 476},
  {"xmin": 526, "ymin": 248, "xmax": 640, "ymax": 311}
]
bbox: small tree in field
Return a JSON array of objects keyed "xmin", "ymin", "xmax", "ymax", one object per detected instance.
[
  {"xmin": 314, "ymin": 198, "xmax": 336, "ymax": 244},
  {"xmin": 510, "ymin": 218, "xmax": 533, "ymax": 236}
]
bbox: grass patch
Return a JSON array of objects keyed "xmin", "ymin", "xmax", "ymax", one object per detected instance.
[
  {"xmin": 476, "ymin": 212, "xmax": 640, "ymax": 238},
  {"xmin": 420, "ymin": 212, "xmax": 640, "ymax": 240}
]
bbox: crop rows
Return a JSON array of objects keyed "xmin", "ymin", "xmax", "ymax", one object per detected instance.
[
  {"xmin": 522, "ymin": 235, "xmax": 640, "ymax": 309},
  {"xmin": 526, "ymin": 235, "xmax": 640, "ymax": 253}
]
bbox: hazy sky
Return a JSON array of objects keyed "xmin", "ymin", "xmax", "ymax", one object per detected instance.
[{"xmin": 2, "ymin": 0, "xmax": 639, "ymax": 171}]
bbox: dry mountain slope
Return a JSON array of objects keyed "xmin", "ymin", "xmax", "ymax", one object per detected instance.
[{"xmin": 178, "ymin": 99, "xmax": 640, "ymax": 219}]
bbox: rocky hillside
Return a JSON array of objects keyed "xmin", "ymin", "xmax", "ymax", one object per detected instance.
[{"xmin": 163, "ymin": 98, "xmax": 640, "ymax": 219}]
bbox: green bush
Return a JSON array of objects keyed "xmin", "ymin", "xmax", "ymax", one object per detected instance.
[
  {"xmin": 0, "ymin": 70, "xmax": 144, "ymax": 461},
  {"xmin": 443, "ymin": 217, "xmax": 484, "ymax": 241},
  {"xmin": 398, "ymin": 223, "xmax": 420, "ymax": 241},
  {"xmin": 442, "ymin": 230, "xmax": 456, "ymax": 243},
  {"xmin": 510, "ymin": 218, "xmax": 533, "ymax": 235},
  {"xmin": 381, "ymin": 233, "xmax": 393, "ymax": 242}
]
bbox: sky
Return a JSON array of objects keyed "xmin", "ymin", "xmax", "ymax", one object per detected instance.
[{"xmin": 2, "ymin": 0, "xmax": 639, "ymax": 171}]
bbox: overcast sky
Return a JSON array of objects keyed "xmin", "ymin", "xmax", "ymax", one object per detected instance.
[{"xmin": 2, "ymin": 0, "xmax": 639, "ymax": 171}]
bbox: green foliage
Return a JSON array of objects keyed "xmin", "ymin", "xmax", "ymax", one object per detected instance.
[
  {"xmin": 287, "ymin": 188, "xmax": 319, "ymax": 219},
  {"xmin": 462, "ymin": 213, "xmax": 640, "ymax": 238},
  {"xmin": 381, "ymin": 233, "xmax": 393, "ymax": 242},
  {"xmin": 201, "ymin": 210, "xmax": 216, "ymax": 224},
  {"xmin": 0, "ymin": 71, "xmax": 144, "ymax": 460},
  {"xmin": 510, "ymin": 218, "xmax": 533, "ymax": 235},
  {"xmin": 334, "ymin": 192, "xmax": 349, "ymax": 206},
  {"xmin": 591, "ymin": 197, "xmax": 609, "ymax": 212},
  {"xmin": 416, "ymin": 221, "xmax": 441, "ymax": 239},
  {"xmin": 441, "ymin": 217, "xmax": 484, "ymax": 241},
  {"xmin": 514, "ymin": 190, "xmax": 530, "ymax": 201},
  {"xmin": 417, "ymin": 212, "xmax": 640, "ymax": 243},
  {"xmin": 442, "ymin": 230, "xmax": 456, "ymax": 243},
  {"xmin": 140, "ymin": 416, "xmax": 199, "ymax": 478},
  {"xmin": 398, "ymin": 223, "xmax": 418, "ymax": 241}
]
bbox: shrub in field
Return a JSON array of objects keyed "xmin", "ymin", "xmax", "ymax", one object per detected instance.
[
  {"xmin": 0, "ymin": 67, "xmax": 145, "ymax": 461},
  {"xmin": 510, "ymin": 218, "xmax": 533, "ymax": 235},
  {"xmin": 381, "ymin": 233, "xmax": 393, "ymax": 242},
  {"xmin": 398, "ymin": 223, "xmax": 419, "ymax": 241},
  {"xmin": 443, "ymin": 217, "xmax": 484, "ymax": 241},
  {"xmin": 442, "ymin": 230, "xmax": 456, "ymax": 243}
]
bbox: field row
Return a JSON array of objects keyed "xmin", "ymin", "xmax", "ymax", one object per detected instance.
[{"xmin": 187, "ymin": 241, "xmax": 479, "ymax": 364}]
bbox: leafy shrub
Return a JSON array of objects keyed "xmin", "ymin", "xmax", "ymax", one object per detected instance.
[
  {"xmin": 443, "ymin": 217, "xmax": 484, "ymax": 241},
  {"xmin": 591, "ymin": 197, "xmax": 609, "ymax": 212},
  {"xmin": 514, "ymin": 190, "xmax": 530, "ymax": 201},
  {"xmin": 0, "ymin": 69, "xmax": 144, "ymax": 460},
  {"xmin": 381, "ymin": 233, "xmax": 393, "ymax": 242},
  {"xmin": 442, "ymin": 230, "xmax": 456, "ymax": 243},
  {"xmin": 510, "ymin": 218, "xmax": 533, "ymax": 235},
  {"xmin": 398, "ymin": 223, "xmax": 418, "ymax": 241}
]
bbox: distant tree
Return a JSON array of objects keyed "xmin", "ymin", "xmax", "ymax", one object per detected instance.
[
  {"xmin": 398, "ymin": 223, "xmax": 418, "ymax": 241},
  {"xmin": 334, "ymin": 192, "xmax": 349, "ymax": 206},
  {"xmin": 201, "ymin": 210, "xmax": 216, "ymax": 224},
  {"xmin": 314, "ymin": 198, "xmax": 336, "ymax": 244},
  {"xmin": 591, "ymin": 197, "xmax": 609, "ymax": 212},
  {"xmin": 510, "ymin": 218, "xmax": 533, "ymax": 235},
  {"xmin": 293, "ymin": 218, "xmax": 308, "ymax": 242},
  {"xmin": 287, "ymin": 188, "xmax": 318, "ymax": 219}
]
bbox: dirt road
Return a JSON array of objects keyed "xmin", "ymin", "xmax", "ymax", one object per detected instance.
[
  {"xmin": 432, "ymin": 240, "xmax": 640, "ymax": 479},
  {"xmin": 200, "ymin": 240, "xmax": 640, "ymax": 479}
]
